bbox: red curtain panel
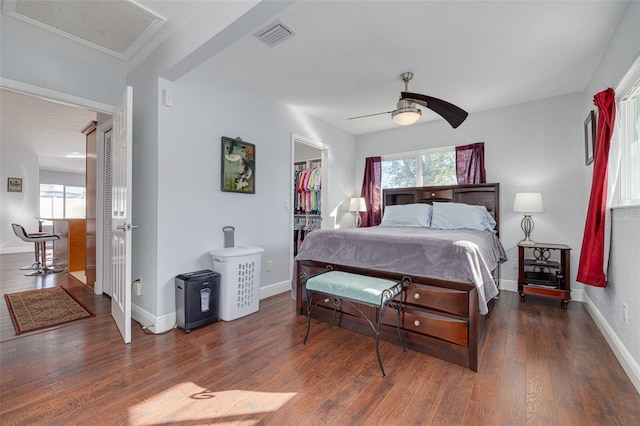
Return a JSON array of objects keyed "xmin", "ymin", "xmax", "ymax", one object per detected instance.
[
  {"xmin": 360, "ymin": 156, "xmax": 382, "ymax": 227},
  {"xmin": 455, "ymin": 142, "xmax": 486, "ymax": 184},
  {"xmin": 577, "ymin": 88, "xmax": 616, "ymax": 287}
]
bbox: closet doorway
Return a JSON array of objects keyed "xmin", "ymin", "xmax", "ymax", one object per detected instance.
[{"xmin": 291, "ymin": 134, "xmax": 327, "ymax": 263}]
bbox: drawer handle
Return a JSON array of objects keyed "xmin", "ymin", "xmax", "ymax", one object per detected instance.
[
  {"xmin": 324, "ymin": 298, "xmax": 330, "ymax": 303},
  {"xmin": 413, "ymin": 293, "xmax": 420, "ymax": 300},
  {"xmin": 413, "ymin": 320, "xmax": 421, "ymax": 327},
  {"xmin": 431, "ymin": 193, "xmax": 436, "ymax": 197}
]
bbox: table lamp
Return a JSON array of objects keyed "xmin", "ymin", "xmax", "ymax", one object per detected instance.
[
  {"xmin": 349, "ymin": 197, "xmax": 367, "ymax": 227},
  {"xmin": 513, "ymin": 192, "xmax": 543, "ymax": 246}
]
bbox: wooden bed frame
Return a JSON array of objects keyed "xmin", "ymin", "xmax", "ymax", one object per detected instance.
[{"xmin": 295, "ymin": 183, "xmax": 500, "ymax": 371}]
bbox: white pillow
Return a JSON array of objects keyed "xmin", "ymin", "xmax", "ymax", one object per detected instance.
[
  {"xmin": 380, "ymin": 203, "xmax": 432, "ymax": 228},
  {"xmin": 430, "ymin": 202, "xmax": 496, "ymax": 232}
]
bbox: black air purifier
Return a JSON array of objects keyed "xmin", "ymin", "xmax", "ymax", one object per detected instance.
[{"xmin": 175, "ymin": 270, "xmax": 220, "ymax": 333}]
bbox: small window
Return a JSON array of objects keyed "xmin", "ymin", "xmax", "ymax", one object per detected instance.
[
  {"xmin": 381, "ymin": 147, "xmax": 456, "ymax": 189},
  {"xmin": 618, "ymin": 78, "xmax": 640, "ymax": 206},
  {"xmin": 39, "ymin": 184, "xmax": 86, "ymax": 225}
]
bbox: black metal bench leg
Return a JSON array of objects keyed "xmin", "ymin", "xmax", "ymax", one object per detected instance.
[
  {"xmin": 303, "ymin": 289, "xmax": 313, "ymax": 344},
  {"xmin": 395, "ymin": 301, "xmax": 406, "ymax": 353},
  {"xmin": 303, "ymin": 276, "xmax": 404, "ymax": 379},
  {"xmin": 329, "ymin": 298, "xmax": 339, "ymax": 329},
  {"xmin": 375, "ymin": 323, "xmax": 386, "ymax": 378}
]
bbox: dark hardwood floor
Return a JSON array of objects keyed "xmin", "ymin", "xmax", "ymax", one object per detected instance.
[{"xmin": 1, "ymin": 252, "xmax": 639, "ymax": 425}]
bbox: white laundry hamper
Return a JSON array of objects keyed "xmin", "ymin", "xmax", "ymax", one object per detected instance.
[{"xmin": 210, "ymin": 246, "xmax": 264, "ymax": 321}]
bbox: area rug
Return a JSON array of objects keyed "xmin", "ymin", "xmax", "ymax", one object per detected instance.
[{"xmin": 4, "ymin": 286, "xmax": 94, "ymax": 335}]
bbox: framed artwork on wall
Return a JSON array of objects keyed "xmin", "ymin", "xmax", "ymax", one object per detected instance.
[
  {"xmin": 584, "ymin": 110, "xmax": 596, "ymax": 165},
  {"xmin": 7, "ymin": 177, "xmax": 22, "ymax": 192},
  {"xmin": 221, "ymin": 136, "xmax": 255, "ymax": 194}
]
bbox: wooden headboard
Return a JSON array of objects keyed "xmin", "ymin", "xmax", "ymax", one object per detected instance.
[{"xmin": 383, "ymin": 183, "xmax": 500, "ymax": 234}]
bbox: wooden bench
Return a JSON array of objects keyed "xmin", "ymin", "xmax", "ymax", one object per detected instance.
[{"xmin": 303, "ymin": 270, "xmax": 406, "ymax": 377}]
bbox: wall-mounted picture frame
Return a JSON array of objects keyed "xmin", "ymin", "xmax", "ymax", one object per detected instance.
[
  {"xmin": 7, "ymin": 177, "xmax": 22, "ymax": 193},
  {"xmin": 221, "ymin": 136, "xmax": 255, "ymax": 194},
  {"xmin": 584, "ymin": 110, "xmax": 596, "ymax": 165}
]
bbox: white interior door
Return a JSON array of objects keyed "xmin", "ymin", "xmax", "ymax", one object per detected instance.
[{"xmin": 111, "ymin": 86, "xmax": 133, "ymax": 344}]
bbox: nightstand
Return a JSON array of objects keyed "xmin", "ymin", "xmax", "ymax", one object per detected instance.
[{"xmin": 518, "ymin": 243, "xmax": 571, "ymax": 308}]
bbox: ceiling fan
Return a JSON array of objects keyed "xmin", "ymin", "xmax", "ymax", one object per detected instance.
[{"xmin": 348, "ymin": 72, "xmax": 468, "ymax": 129}]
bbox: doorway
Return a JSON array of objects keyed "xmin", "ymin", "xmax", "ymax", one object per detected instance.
[
  {"xmin": 0, "ymin": 80, "xmax": 117, "ymax": 296},
  {"xmin": 291, "ymin": 134, "xmax": 328, "ymax": 272}
]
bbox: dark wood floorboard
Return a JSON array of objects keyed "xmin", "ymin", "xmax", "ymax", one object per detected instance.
[{"xmin": 1, "ymin": 252, "xmax": 639, "ymax": 425}]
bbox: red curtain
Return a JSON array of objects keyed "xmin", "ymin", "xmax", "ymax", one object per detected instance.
[
  {"xmin": 360, "ymin": 156, "xmax": 382, "ymax": 227},
  {"xmin": 577, "ymin": 88, "xmax": 616, "ymax": 287},
  {"xmin": 455, "ymin": 142, "xmax": 486, "ymax": 184}
]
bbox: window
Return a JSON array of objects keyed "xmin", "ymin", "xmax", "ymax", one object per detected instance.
[
  {"xmin": 381, "ymin": 147, "xmax": 456, "ymax": 189},
  {"xmin": 40, "ymin": 184, "xmax": 86, "ymax": 225},
  {"xmin": 617, "ymin": 77, "xmax": 640, "ymax": 206}
]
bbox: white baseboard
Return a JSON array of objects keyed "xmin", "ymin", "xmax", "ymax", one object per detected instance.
[
  {"xmin": 131, "ymin": 281, "xmax": 290, "ymax": 335},
  {"xmin": 583, "ymin": 292, "xmax": 640, "ymax": 394},
  {"xmin": 0, "ymin": 246, "xmax": 33, "ymax": 255},
  {"xmin": 499, "ymin": 279, "xmax": 583, "ymax": 302},
  {"xmin": 132, "ymin": 303, "xmax": 176, "ymax": 334},
  {"xmin": 259, "ymin": 280, "xmax": 290, "ymax": 299},
  {"xmin": 500, "ymin": 279, "xmax": 518, "ymax": 293}
]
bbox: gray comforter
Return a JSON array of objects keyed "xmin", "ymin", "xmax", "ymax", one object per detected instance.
[{"xmin": 293, "ymin": 227, "xmax": 507, "ymax": 314}]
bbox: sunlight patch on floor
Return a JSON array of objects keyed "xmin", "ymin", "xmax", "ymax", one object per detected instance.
[{"xmin": 128, "ymin": 381, "xmax": 297, "ymax": 425}]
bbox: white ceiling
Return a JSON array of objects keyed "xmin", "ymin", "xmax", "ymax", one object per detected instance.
[
  {"xmin": 204, "ymin": 1, "xmax": 628, "ymax": 135},
  {"xmin": 0, "ymin": 0, "xmax": 630, "ymax": 172},
  {"xmin": 0, "ymin": 89, "xmax": 97, "ymax": 173}
]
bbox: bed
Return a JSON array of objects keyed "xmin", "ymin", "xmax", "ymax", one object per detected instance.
[{"xmin": 293, "ymin": 183, "xmax": 506, "ymax": 371}]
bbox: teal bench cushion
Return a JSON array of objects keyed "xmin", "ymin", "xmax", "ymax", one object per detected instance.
[{"xmin": 306, "ymin": 271, "xmax": 401, "ymax": 306}]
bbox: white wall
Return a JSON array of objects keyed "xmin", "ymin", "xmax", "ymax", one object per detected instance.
[
  {"xmin": 356, "ymin": 92, "xmax": 586, "ymax": 290},
  {"xmin": 125, "ymin": 63, "xmax": 161, "ymax": 317},
  {"xmin": 123, "ymin": 0, "xmax": 305, "ymax": 327},
  {"xmin": 39, "ymin": 170, "xmax": 84, "ymax": 186},
  {"xmin": 580, "ymin": 1, "xmax": 640, "ymax": 391},
  {"xmin": 127, "ymin": 68, "xmax": 357, "ymax": 322},
  {"xmin": 0, "ymin": 151, "xmax": 40, "ymax": 253}
]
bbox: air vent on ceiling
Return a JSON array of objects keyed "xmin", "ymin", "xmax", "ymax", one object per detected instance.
[{"xmin": 254, "ymin": 20, "xmax": 295, "ymax": 47}]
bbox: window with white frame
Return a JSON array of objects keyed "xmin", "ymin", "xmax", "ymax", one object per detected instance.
[
  {"xmin": 617, "ymin": 77, "xmax": 640, "ymax": 206},
  {"xmin": 39, "ymin": 184, "xmax": 86, "ymax": 225},
  {"xmin": 381, "ymin": 147, "xmax": 457, "ymax": 189}
]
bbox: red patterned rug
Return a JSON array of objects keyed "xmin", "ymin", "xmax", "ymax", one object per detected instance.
[{"xmin": 4, "ymin": 286, "xmax": 94, "ymax": 335}]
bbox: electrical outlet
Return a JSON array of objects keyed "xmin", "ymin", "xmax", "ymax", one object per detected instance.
[
  {"xmin": 266, "ymin": 260, "xmax": 273, "ymax": 272},
  {"xmin": 134, "ymin": 279, "xmax": 142, "ymax": 296},
  {"xmin": 623, "ymin": 303, "xmax": 628, "ymax": 324}
]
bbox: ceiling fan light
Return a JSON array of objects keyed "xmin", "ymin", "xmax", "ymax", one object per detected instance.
[{"xmin": 392, "ymin": 108, "xmax": 421, "ymax": 125}]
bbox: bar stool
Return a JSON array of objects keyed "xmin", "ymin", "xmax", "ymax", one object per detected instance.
[{"xmin": 11, "ymin": 224, "xmax": 62, "ymax": 276}]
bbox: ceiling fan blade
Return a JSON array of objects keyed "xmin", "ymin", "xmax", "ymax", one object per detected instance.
[
  {"xmin": 401, "ymin": 92, "xmax": 468, "ymax": 128},
  {"xmin": 348, "ymin": 110, "xmax": 393, "ymax": 120}
]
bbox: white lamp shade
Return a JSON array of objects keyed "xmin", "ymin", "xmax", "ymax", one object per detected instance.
[
  {"xmin": 513, "ymin": 193, "xmax": 544, "ymax": 213},
  {"xmin": 349, "ymin": 197, "xmax": 367, "ymax": 212},
  {"xmin": 392, "ymin": 110, "xmax": 421, "ymax": 125}
]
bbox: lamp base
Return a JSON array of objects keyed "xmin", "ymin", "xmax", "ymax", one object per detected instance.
[
  {"xmin": 518, "ymin": 237, "xmax": 536, "ymax": 246},
  {"xmin": 354, "ymin": 214, "xmax": 362, "ymax": 228},
  {"xmin": 519, "ymin": 214, "xmax": 535, "ymax": 246}
]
